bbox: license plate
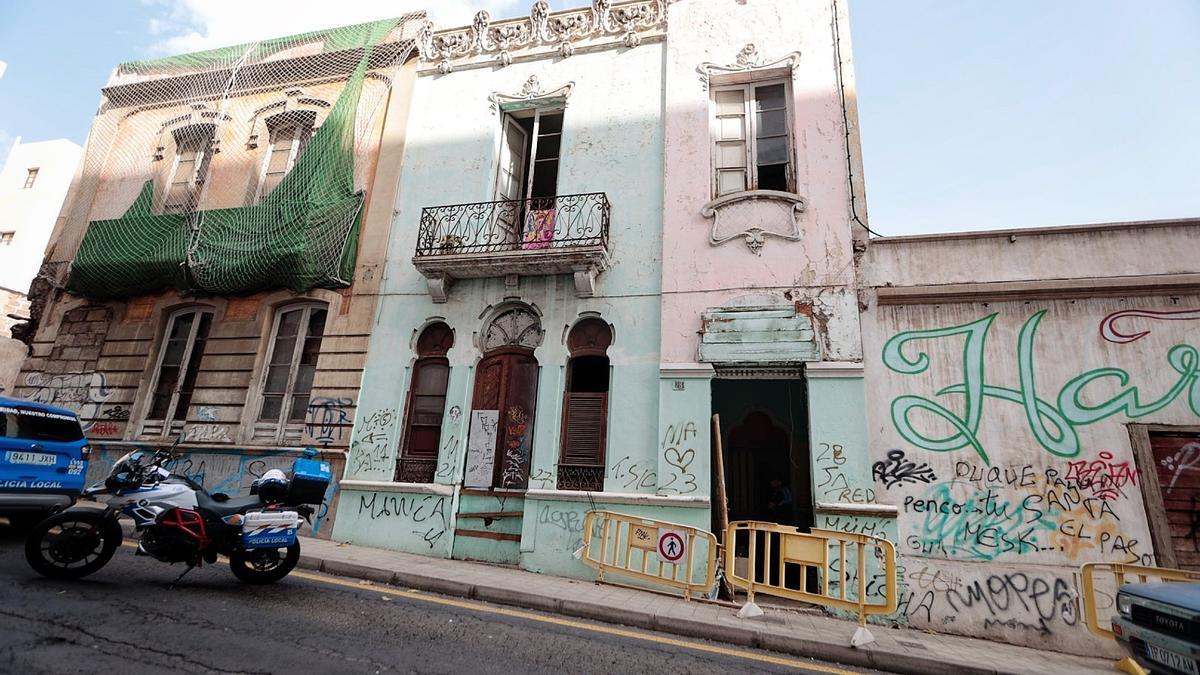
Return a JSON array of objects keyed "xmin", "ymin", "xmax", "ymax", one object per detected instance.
[
  {"xmin": 1147, "ymin": 643, "xmax": 1199, "ymax": 675},
  {"xmin": 5, "ymin": 451, "xmax": 56, "ymax": 466}
]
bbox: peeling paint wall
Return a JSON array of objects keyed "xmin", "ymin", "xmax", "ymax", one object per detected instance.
[{"xmin": 861, "ymin": 222, "xmax": 1200, "ymax": 656}]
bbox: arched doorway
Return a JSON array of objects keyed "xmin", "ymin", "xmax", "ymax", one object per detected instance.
[{"xmin": 467, "ymin": 306, "xmax": 543, "ymax": 489}]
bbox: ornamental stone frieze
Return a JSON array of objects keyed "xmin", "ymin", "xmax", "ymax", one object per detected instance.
[{"xmin": 417, "ymin": 0, "xmax": 670, "ymax": 74}]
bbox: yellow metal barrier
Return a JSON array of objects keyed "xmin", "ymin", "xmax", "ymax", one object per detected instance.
[
  {"xmin": 724, "ymin": 521, "xmax": 898, "ymax": 626},
  {"xmin": 1080, "ymin": 561, "xmax": 1200, "ymax": 639},
  {"xmin": 580, "ymin": 510, "xmax": 718, "ymax": 600}
]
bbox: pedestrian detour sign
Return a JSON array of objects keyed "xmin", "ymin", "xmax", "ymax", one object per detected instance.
[{"xmin": 657, "ymin": 528, "xmax": 687, "ymax": 563}]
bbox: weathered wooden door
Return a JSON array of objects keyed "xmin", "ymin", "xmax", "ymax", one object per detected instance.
[
  {"xmin": 1141, "ymin": 431, "xmax": 1200, "ymax": 570},
  {"xmin": 470, "ymin": 349, "xmax": 538, "ymax": 489}
]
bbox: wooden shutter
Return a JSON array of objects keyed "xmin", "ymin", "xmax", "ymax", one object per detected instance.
[{"xmin": 561, "ymin": 392, "xmax": 607, "ymax": 464}]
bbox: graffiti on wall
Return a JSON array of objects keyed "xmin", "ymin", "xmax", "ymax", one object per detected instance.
[
  {"xmin": 816, "ymin": 442, "xmax": 874, "ymax": 503},
  {"xmin": 882, "ymin": 309, "xmax": 1200, "ymax": 464},
  {"xmin": 306, "ymin": 397, "xmax": 352, "ymax": 447},
  {"xmin": 355, "ymin": 492, "xmax": 449, "ymax": 549},
  {"xmin": 873, "ymin": 449, "xmax": 937, "ymax": 489},
  {"xmin": 24, "ymin": 372, "xmax": 112, "ymax": 431},
  {"xmin": 900, "ymin": 455, "xmax": 1149, "ymax": 565},
  {"xmin": 1099, "ymin": 308, "xmax": 1200, "ymax": 344},
  {"xmin": 660, "ymin": 421, "xmax": 698, "ymax": 494},
  {"xmin": 348, "ymin": 409, "xmax": 395, "ymax": 475},
  {"xmin": 610, "ymin": 455, "xmax": 656, "ymax": 490}
]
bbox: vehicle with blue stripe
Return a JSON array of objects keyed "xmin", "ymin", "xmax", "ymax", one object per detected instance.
[{"xmin": 0, "ymin": 396, "xmax": 89, "ymax": 528}]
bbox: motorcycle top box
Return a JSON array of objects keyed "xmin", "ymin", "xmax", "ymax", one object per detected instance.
[{"xmin": 287, "ymin": 454, "xmax": 332, "ymax": 505}]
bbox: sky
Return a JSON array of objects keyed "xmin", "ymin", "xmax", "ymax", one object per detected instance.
[{"xmin": 0, "ymin": 1, "xmax": 1197, "ymax": 236}]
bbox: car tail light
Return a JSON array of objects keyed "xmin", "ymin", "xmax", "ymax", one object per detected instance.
[{"xmin": 1112, "ymin": 623, "xmax": 1123, "ymax": 637}]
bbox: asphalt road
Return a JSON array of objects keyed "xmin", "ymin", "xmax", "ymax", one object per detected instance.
[{"xmin": 0, "ymin": 522, "xmax": 879, "ymax": 675}]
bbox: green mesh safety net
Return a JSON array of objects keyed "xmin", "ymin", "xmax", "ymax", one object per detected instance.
[{"xmin": 66, "ymin": 15, "xmax": 421, "ymax": 298}]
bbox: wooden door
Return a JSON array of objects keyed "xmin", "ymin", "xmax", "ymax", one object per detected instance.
[
  {"xmin": 469, "ymin": 349, "xmax": 538, "ymax": 489},
  {"xmin": 1140, "ymin": 431, "xmax": 1200, "ymax": 570}
]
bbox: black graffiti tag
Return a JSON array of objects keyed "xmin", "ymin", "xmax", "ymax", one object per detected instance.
[{"xmin": 872, "ymin": 449, "xmax": 938, "ymax": 489}]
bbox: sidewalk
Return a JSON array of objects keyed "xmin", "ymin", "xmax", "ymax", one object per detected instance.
[{"xmin": 296, "ymin": 536, "xmax": 1113, "ymax": 675}]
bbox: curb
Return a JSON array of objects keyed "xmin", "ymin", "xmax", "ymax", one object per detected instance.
[{"xmin": 296, "ymin": 554, "xmax": 1016, "ymax": 675}]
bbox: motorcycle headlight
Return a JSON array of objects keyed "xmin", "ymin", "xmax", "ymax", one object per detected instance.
[{"xmin": 1117, "ymin": 593, "xmax": 1133, "ymax": 618}]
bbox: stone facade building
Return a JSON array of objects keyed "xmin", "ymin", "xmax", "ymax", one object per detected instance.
[{"xmin": 15, "ymin": 16, "xmax": 426, "ymax": 534}]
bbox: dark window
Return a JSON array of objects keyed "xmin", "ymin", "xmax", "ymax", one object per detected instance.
[
  {"xmin": 164, "ymin": 124, "xmax": 215, "ymax": 212},
  {"xmin": 260, "ymin": 304, "xmax": 327, "ymax": 427},
  {"xmin": 396, "ymin": 322, "xmax": 453, "ymax": 483},
  {"xmin": 558, "ymin": 318, "xmax": 612, "ymax": 491},
  {"xmin": 148, "ymin": 309, "xmax": 213, "ymax": 424},
  {"xmin": 258, "ymin": 111, "xmax": 315, "ymax": 200},
  {"xmin": 0, "ymin": 409, "xmax": 84, "ymax": 442}
]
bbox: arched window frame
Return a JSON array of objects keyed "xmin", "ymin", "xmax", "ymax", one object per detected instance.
[
  {"xmin": 141, "ymin": 306, "xmax": 215, "ymax": 438},
  {"xmin": 161, "ymin": 122, "xmax": 217, "ymax": 213},
  {"xmin": 253, "ymin": 110, "xmax": 317, "ymax": 202},
  {"xmin": 556, "ymin": 318, "xmax": 613, "ymax": 492},
  {"xmin": 251, "ymin": 301, "xmax": 328, "ymax": 444},
  {"xmin": 396, "ymin": 322, "xmax": 454, "ymax": 484}
]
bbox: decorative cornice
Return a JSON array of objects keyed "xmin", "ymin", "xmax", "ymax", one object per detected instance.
[
  {"xmin": 696, "ymin": 43, "xmax": 801, "ymax": 90},
  {"xmin": 701, "ymin": 190, "xmax": 807, "ymax": 254},
  {"xmin": 805, "ymin": 361, "xmax": 864, "ymax": 378},
  {"xmin": 488, "ymin": 75, "xmax": 575, "ymax": 113},
  {"xmin": 418, "ymin": 0, "xmax": 668, "ymax": 73}
]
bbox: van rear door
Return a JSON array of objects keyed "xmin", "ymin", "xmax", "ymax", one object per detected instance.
[{"xmin": 0, "ymin": 405, "xmax": 88, "ymax": 495}]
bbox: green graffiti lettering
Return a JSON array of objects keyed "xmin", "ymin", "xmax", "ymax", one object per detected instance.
[{"xmin": 883, "ymin": 310, "xmax": 1200, "ymax": 463}]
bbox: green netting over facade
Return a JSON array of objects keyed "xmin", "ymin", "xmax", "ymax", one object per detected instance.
[{"xmin": 67, "ymin": 16, "xmax": 419, "ymax": 299}]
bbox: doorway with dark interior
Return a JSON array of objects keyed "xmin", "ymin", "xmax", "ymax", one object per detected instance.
[{"xmin": 711, "ymin": 378, "xmax": 811, "ymax": 532}]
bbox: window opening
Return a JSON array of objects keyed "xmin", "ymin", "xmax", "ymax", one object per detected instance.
[
  {"xmin": 256, "ymin": 111, "xmax": 315, "ymax": 201},
  {"xmin": 712, "ymin": 81, "xmax": 792, "ymax": 196},
  {"xmin": 259, "ymin": 304, "xmax": 327, "ymax": 429},
  {"xmin": 0, "ymin": 232, "xmax": 13, "ymax": 245},
  {"xmin": 147, "ymin": 308, "xmax": 214, "ymax": 429},
  {"xmin": 163, "ymin": 124, "xmax": 215, "ymax": 212},
  {"xmin": 557, "ymin": 318, "xmax": 612, "ymax": 491},
  {"xmin": 397, "ymin": 322, "xmax": 453, "ymax": 483},
  {"xmin": 494, "ymin": 108, "xmax": 563, "ymax": 245},
  {"xmin": 23, "ymin": 168, "xmax": 39, "ymax": 189}
]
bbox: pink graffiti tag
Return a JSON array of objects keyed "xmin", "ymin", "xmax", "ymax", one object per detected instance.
[
  {"xmin": 1064, "ymin": 451, "xmax": 1138, "ymax": 500},
  {"xmin": 1099, "ymin": 309, "xmax": 1200, "ymax": 344}
]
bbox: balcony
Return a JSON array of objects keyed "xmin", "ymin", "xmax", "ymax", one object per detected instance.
[{"xmin": 413, "ymin": 192, "xmax": 611, "ymax": 302}]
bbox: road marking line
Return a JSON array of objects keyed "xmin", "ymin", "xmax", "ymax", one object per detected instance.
[
  {"xmin": 290, "ymin": 568, "xmax": 860, "ymax": 674},
  {"xmin": 118, "ymin": 542, "xmax": 857, "ymax": 673}
]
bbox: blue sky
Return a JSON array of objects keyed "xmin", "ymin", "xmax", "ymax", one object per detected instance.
[{"xmin": 0, "ymin": 1, "xmax": 1197, "ymax": 235}]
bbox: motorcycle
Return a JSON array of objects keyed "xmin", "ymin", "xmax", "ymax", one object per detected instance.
[{"xmin": 24, "ymin": 439, "xmax": 332, "ymax": 585}]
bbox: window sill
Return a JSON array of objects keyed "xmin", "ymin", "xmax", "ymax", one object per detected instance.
[
  {"xmin": 525, "ymin": 488, "xmax": 710, "ymax": 508},
  {"xmin": 338, "ymin": 479, "xmax": 455, "ymax": 496}
]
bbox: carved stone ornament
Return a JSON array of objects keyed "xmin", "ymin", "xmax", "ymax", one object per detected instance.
[
  {"xmin": 483, "ymin": 305, "xmax": 544, "ymax": 351},
  {"xmin": 488, "ymin": 75, "xmax": 575, "ymax": 113},
  {"xmin": 418, "ymin": 0, "xmax": 668, "ymax": 72},
  {"xmin": 700, "ymin": 190, "xmax": 808, "ymax": 255},
  {"xmin": 696, "ymin": 43, "xmax": 802, "ymax": 90}
]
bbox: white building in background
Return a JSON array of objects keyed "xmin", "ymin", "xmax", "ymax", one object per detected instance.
[{"xmin": 0, "ymin": 137, "xmax": 83, "ymax": 330}]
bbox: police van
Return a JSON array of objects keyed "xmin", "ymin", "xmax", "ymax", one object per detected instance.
[{"xmin": 0, "ymin": 397, "xmax": 89, "ymax": 528}]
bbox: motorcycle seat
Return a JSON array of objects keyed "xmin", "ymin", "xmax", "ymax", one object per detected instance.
[{"xmin": 195, "ymin": 492, "xmax": 263, "ymax": 518}]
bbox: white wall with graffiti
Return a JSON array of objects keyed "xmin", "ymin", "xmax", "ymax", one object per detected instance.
[{"xmin": 861, "ymin": 221, "xmax": 1200, "ymax": 656}]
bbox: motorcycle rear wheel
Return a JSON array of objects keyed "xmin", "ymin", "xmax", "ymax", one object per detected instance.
[
  {"xmin": 229, "ymin": 541, "xmax": 300, "ymax": 584},
  {"xmin": 24, "ymin": 510, "xmax": 121, "ymax": 580}
]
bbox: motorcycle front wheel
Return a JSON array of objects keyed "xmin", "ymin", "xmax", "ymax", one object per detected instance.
[
  {"xmin": 229, "ymin": 541, "xmax": 300, "ymax": 584},
  {"xmin": 24, "ymin": 510, "xmax": 121, "ymax": 580}
]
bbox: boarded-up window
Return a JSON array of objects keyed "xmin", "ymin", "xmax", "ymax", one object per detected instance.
[
  {"xmin": 146, "ymin": 308, "xmax": 213, "ymax": 434},
  {"xmin": 557, "ymin": 318, "xmax": 612, "ymax": 491},
  {"xmin": 397, "ymin": 322, "xmax": 453, "ymax": 483},
  {"xmin": 164, "ymin": 124, "xmax": 215, "ymax": 212},
  {"xmin": 1143, "ymin": 431, "xmax": 1200, "ymax": 571}
]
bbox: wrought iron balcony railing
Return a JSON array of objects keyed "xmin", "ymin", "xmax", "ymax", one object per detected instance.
[{"xmin": 415, "ymin": 192, "xmax": 610, "ymax": 257}]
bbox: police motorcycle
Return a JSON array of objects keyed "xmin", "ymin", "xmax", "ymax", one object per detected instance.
[{"xmin": 24, "ymin": 438, "xmax": 332, "ymax": 585}]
